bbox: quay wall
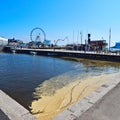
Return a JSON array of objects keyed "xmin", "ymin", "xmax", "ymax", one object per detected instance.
[
  {"xmin": 0, "ymin": 90, "xmax": 38, "ymax": 120},
  {"xmin": 4, "ymin": 47, "xmax": 120, "ymax": 62}
]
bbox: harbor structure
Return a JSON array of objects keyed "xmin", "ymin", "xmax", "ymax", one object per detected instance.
[
  {"xmin": 87, "ymin": 34, "xmax": 108, "ymax": 51},
  {"xmin": 66, "ymin": 33, "xmax": 108, "ymax": 51},
  {"xmin": 4, "ymin": 47, "xmax": 120, "ymax": 62}
]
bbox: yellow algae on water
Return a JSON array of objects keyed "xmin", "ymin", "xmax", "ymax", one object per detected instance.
[{"xmin": 30, "ymin": 73, "xmax": 119, "ymax": 120}]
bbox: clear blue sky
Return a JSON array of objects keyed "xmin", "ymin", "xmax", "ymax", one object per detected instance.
[{"xmin": 0, "ymin": 0, "xmax": 120, "ymax": 46}]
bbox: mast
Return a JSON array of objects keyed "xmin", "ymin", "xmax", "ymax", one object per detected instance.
[
  {"xmin": 80, "ymin": 31, "xmax": 82, "ymax": 45},
  {"xmin": 109, "ymin": 28, "xmax": 111, "ymax": 51},
  {"xmin": 80, "ymin": 31, "xmax": 83, "ymax": 51},
  {"xmin": 77, "ymin": 31, "xmax": 79, "ymax": 51},
  {"xmin": 73, "ymin": 30, "xmax": 74, "ymax": 44},
  {"xmin": 77, "ymin": 30, "xmax": 79, "ymax": 44}
]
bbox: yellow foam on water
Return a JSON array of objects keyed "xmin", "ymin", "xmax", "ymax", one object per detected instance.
[{"xmin": 30, "ymin": 73, "xmax": 119, "ymax": 120}]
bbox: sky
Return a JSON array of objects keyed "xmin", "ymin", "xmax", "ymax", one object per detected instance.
[{"xmin": 0, "ymin": 0, "xmax": 120, "ymax": 46}]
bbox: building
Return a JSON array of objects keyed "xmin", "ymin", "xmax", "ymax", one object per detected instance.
[
  {"xmin": 88, "ymin": 34, "xmax": 108, "ymax": 51},
  {"xmin": 89, "ymin": 40, "xmax": 107, "ymax": 51},
  {"xmin": 8, "ymin": 38, "xmax": 23, "ymax": 48},
  {"xmin": 0, "ymin": 36, "xmax": 8, "ymax": 46}
]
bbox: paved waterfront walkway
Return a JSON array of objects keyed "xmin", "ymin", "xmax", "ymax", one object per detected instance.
[{"xmin": 79, "ymin": 82, "xmax": 120, "ymax": 120}]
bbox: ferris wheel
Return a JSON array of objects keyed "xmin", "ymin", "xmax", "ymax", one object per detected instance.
[{"xmin": 30, "ymin": 27, "xmax": 46, "ymax": 43}]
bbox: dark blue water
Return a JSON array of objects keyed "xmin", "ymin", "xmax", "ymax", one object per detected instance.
[{"xmin": 0, "ymin": 53, "xmax": 120, "ymax": 110}]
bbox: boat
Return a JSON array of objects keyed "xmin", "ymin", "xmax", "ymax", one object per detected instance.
[
  {"xmin": 110, "ymin": 42, "xmax": 120, "ymax": 52},
  {"xmin": 30, "ymin": 51, "xmax": 37, "ymax": 55},
  {"xmin": 11, "ymin": 49, "xmax": 16, "ymax": 53}
]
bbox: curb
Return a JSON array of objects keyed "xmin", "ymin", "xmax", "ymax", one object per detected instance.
[{"xmin": 0, "ymin": 90, "xmax": 38, "ymax": 120}]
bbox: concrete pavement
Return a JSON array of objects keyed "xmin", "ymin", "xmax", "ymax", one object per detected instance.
[{"xmin": 79, "ymin": 82, "xmax": 120, "ymax": 120}]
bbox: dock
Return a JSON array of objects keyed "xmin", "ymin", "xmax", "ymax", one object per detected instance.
[{"xmin": 4, "ymin": 47, "xmax": 120, "ymax": 62}]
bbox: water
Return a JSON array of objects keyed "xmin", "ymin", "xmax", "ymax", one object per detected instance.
[{"xmin": 0, "ymin": 53, "xmax": 120, "ymax": 110}]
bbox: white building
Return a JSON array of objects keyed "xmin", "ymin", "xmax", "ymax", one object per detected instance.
[{"xmin": 0, "ymin": 36, "xmax": 8, "ymax": 46}]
